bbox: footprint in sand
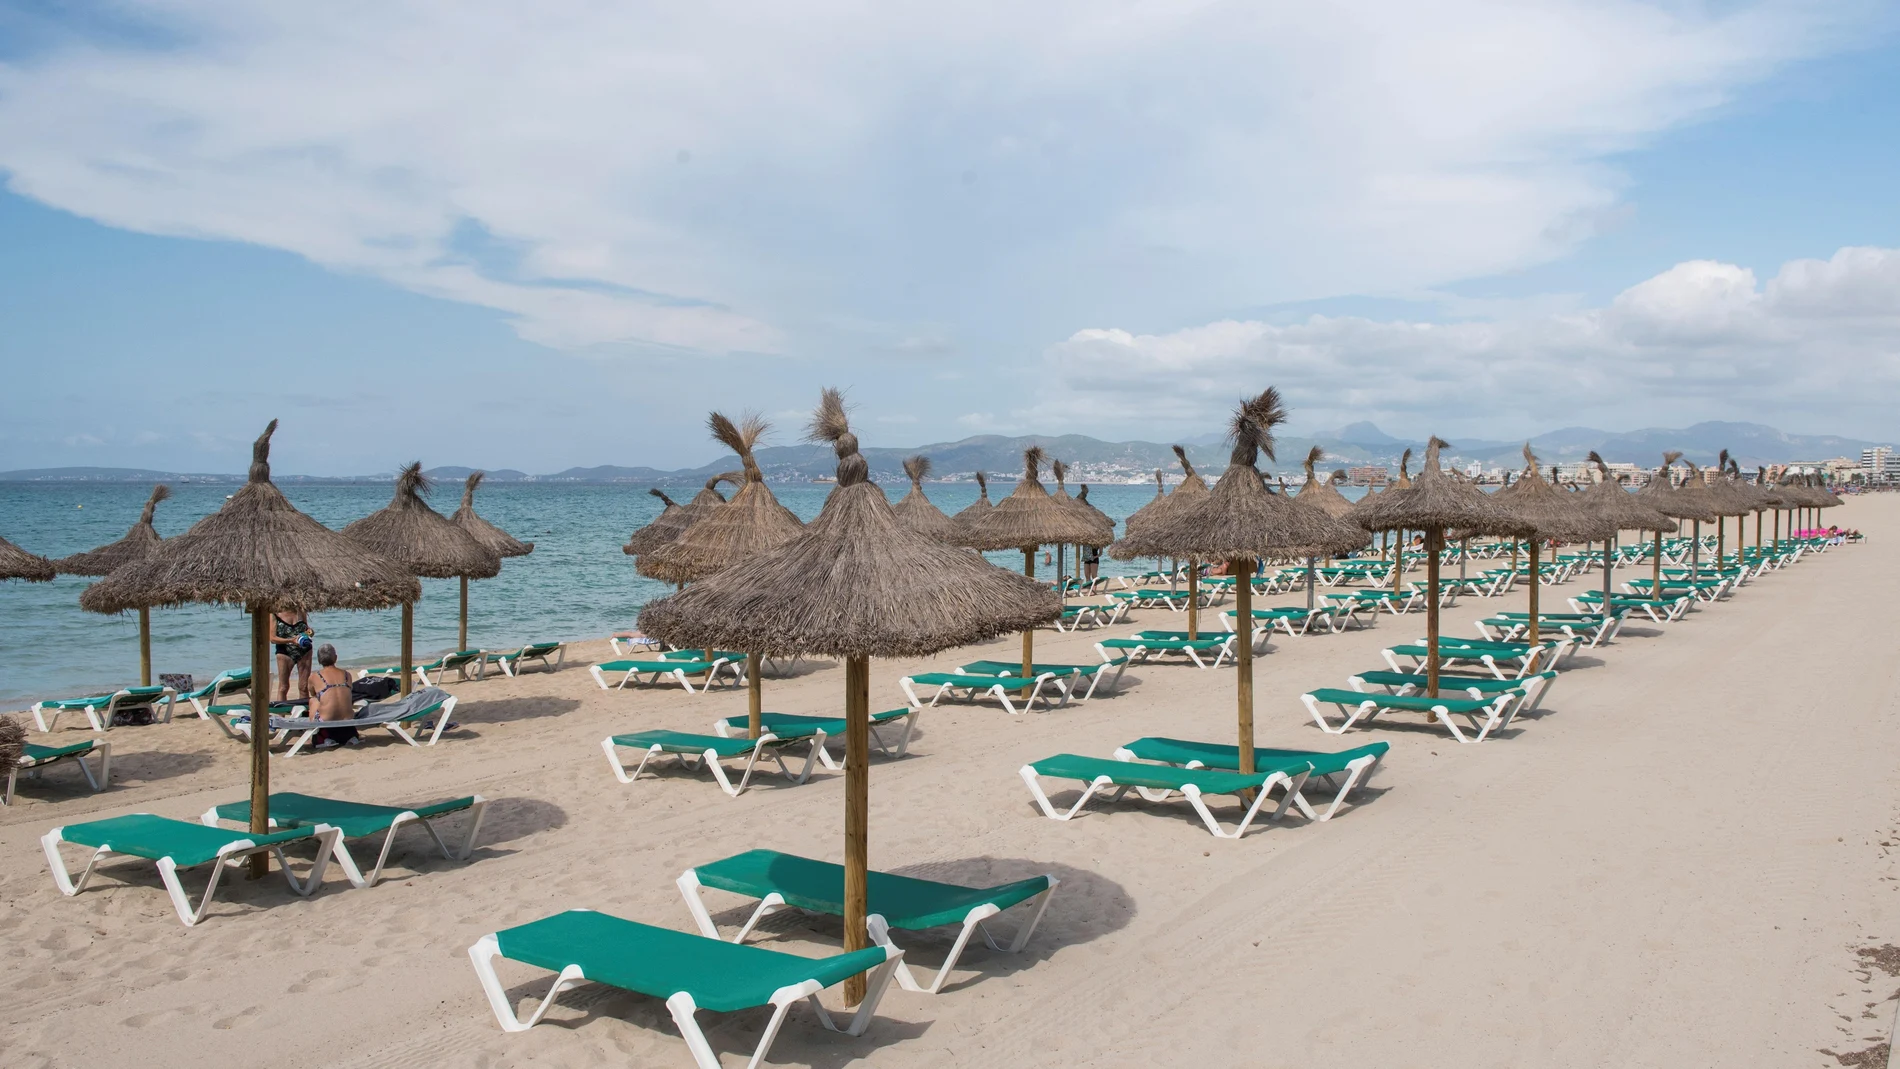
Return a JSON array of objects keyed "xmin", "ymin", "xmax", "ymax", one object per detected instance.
[
  {"xmin": 211, "ymin": 1005, "xmax": 263, "ymax": 1031},
  {"xmin": 287, "ymin": 968, "xmax": 351, "ymax": 994},
  {"xmin": 122, "ymin": 1005, "xmax": 200, "ymax": 1029}
]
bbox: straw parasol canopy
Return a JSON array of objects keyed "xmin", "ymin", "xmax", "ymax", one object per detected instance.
[
  {"xmin": 1048, "ymin": 460, "xmax": 1115, "ymax": 548},
  {"xmin": 56, "ymin": 483, "xmax": 175, "ymax": 685},
  {"xmin": 645, "ymin": 414, "xmax": 804, "ymax": 580},
  {"xmin": 0, "ymin": 535, "xmax": 56, "ymax": 582},
  {"xmin": 55, "ymin": 484, "xmax": 171, "ymax": 575},
  {"xmin": 1492, "ymin": 446, "xmax": 1615, "ymax": 543},
  {"xmin": 1580, "ymin": 453, "xmax": 1678, "ymax": 534},
  {"xmin": 0, "ymin": 717, "xmax": 22, "ymax": 780},
  {"xmin": 1108, "ymin": 446, "xmax": 1210, "ymax": 559},
  {"xmin": 963, "ymin": 447, "xmax": 1112, "ymax": 551},
  {"xmin": 951, "ymin": 470, "xmax": 995, "ymax": 543},
  {"xmin": 452, "ymin": 472, "xmax": 534, "ymax": 557},
  {"xmin": 1293, "ymin": 446, "xmax": 1356, "ymax": 519},
  {"xmin": 80, "ymin": 420, "xmax": 418, "ymax": 862},
  {"xmin": 891, "ymin": 455, "xmax": 961, "ymax": 542},
  {"xmin": 1636, "ymin": 453, "xmax": 1718, "ymax": 524},
  {"xmin": 634, "ymin": 473, "xmax": 738, "ymax": 582},
  {"xmin": 638, "ymin": 388, "xmax": 1060, "ymax": 1000},
  {"xmin": 1120, "ymin": 470, "xmax": 1169, "ymax": 536},
  {"xmin": 1075, "ymin": 484, "xmax": 1115, "ymax": 534}
]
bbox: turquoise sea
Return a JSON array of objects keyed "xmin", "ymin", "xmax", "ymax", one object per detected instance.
[{"xmin": 2, "ymin": 480, "xmax": 1369, "ymax": 704}]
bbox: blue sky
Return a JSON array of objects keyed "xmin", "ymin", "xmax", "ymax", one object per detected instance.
[{"xmin": 1, "ymin": 1, "xmax": 1897, "ymax": 475}]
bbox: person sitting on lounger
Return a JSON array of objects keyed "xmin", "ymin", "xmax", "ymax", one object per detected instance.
[
  {"xmin": 310, "ymin": 644, "xmax": 359, "ymax": 751},
  {"xmin": 273, "ymin": 609, "xmax": 314, "ymax": 702}
]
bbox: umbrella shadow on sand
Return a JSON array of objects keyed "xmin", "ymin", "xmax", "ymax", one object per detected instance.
[{"xmin": 443, "ymin": 695, "xmax": 582, "ymax": 727}]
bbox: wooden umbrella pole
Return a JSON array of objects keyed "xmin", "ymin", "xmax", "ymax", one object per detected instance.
[
  {"xmin": 400, "ymin": 600, "xmax": 415, "ymax": 697},
  {"xmin": 1391, "ymin": 530, "xmax": 1404, "ymax": 593},
  {"xmin": 1425, "ymin": 530, "xmax": 1442, "ymax": 699},
  {"xmin": 246, "ymin": 606, "xmax": 272, "ymax": 879},
  {"xmin": 842, "ymin": 654, "xmax": 870, "ymax": 1006},
  {"xmin": 1021, "ymin": 548, "xmax": 1036, "ymax": 679},
  {"xmin": 138, "ymin": 607, "xmax": 152, "ymax": 687},
  {"xmin": 1691, "ymin": 520, "xmax": 1701, "ymax": 572},
  {"xmin": 1305, "ymin": 556, "xmax": 1316, "ymax": 611},
  {"xmin": 1755, "ymin": 511, "xmax": 1762, "ymax": 550},
  {"xmin": 458, "ymin": 575, "xmax": 469, "ymax": 652},
  {"xmin": 1187, "ymin": 560, "xmax": 1199, "ymax": 640},
  {"xmin": 1460, "ymin": 537, "xmax": 1469, "ymax": 584},
  {"xmin": 747, "ymin": 652, "xmax": 763, "ymax": 740},
  {"xmin": 1234, "ymin": 558, "xmax": 1255, "ymax": 776},
  {"xmin": 1526, "ymin": 538, "xmax": 1541, "ymax": 644},
  {"xmin": 1602, "ymin": 535, "xmax": 1614, "ymax": 612},
  {"xmin": 1652, "ymin": 531, "xmax": 1662, "ymax": 587}
]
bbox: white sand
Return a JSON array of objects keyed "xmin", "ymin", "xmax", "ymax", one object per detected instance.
[{"xmin": 4, "ymin": 498, "xmax": 1895, "ymax": 1068}]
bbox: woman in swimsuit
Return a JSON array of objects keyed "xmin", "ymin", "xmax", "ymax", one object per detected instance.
[
  {"xmin": 273, "ymin": 609, "xmax": 314, "ymax": 703},
  {"xmin": 310, "ymin": 644, "xmax": 359, "ymax": 750}
]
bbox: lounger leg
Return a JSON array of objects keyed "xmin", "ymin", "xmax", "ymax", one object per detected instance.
[
  {"xmin": 791, "ymin": 732, "xmax": 825, "ymax": 784},
  {"xmin": 42, "ymin": 833, "xmax": 112, "ymax": 896},
  {"xmin": 1019, "ymin": 768, "xmax": 1109, "ymax": 821},
  {"xmin": 1302, "ymin": 694, "xmax": 1348, "ymax": 734},
  {"xmin": 677, "ymin": 871, "xmax": 722, "ymax": 938},
  {"xmin": 1181, "ymin": 782, "xmax": 1260, "ymax": 839},
  {"xmin": 711, "ymin": 746, "xmax": 753, "ymax": 796},
  {"xmin": 468, "ymin": 934, "xmax": 585, "ymax": 1033}
]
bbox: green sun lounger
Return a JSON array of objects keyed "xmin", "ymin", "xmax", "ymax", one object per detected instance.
[
  {"xmin": 589, "ymin": 657, "xmax": 740, "ymax": 694},
  {"xmin": 31, "ymin": 685, "xmax": 176, "ymax": 733},
  {"xmin": 42, "ymin": 813, "xmax": 341, "ymax": 926},
  {"xmin": 1113, "ymin": 737, "xmax": 1388, "ymax": 821},
  {"xmin": 264, "ymin": 690, "xmax": 458, "ymax": 755},
  {"xmin": 182, "ymin": 669, "xmax": 252, "ymax": 716},
  {"xmin": 953, "ymin": 657, "xmax": 1132, "ymax": 700},
  {"xmin": 900, "ymin": 671, "xmax": 1068, "ymax": 714},
  {"xmin": 1301, "ymin": 687, "xmax": 1517, "ymax": 744},
  {"xmin": 468, "ymin": 909, "xmax": 903, "ymax": 1068},
  {"xmin": 678, "ymin": 848, "xmax": 1058, "ymax": 994},
  {"xmin": 202, "ymin": 791, "xmax": 488, "ymax": 888},
  {"xmin": 1347, "ymin": 669, "xmax": 1558, "ymax": 717},
  {"xmin": 1095, "ymin": 631, "xmax": 1236, "ymax": 669},
  {"xmin": 601, "ymin": 729, "xmax": 823, "ymax": 796},
  {"xmin": 361, "ymin": 649, "xmax": 487, "ymax": 687},
  {"xmin": 487, "ymin": 641, "xmax": 567, "ymax": 677},
  {"xmin": 1018, "ymin": 753, "xmax": 1312, "ymax": 838},
  {"xmin": 714, "ymin": 708, "xmax": 920, "ymax": 768},
  {"xmin": 5, "ymin": 739, "xmax": 111, "ymax": 805}
]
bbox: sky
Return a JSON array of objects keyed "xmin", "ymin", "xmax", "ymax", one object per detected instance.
[{"xmin": 1, "ymin": 0, "xmax": 1897, "ymax": 475}]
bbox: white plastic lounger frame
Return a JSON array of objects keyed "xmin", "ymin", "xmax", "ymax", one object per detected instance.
[
  {"xmin": 599, "ymin": 734, "xmax": 824, "ymax": 796},
  {"xmin": 466, "ymin": 923, "xmax": 903, "ymax": 1069},
  {"xmin": 31, "ymin": 687, "xmax": 177, "ymax": 733},
  {"xmin": 1094, "ymin": 635, "xmax": 1236, "ymax": 670},
  {"xmin": 1301, "ymin": 690, "xmax": 1515, "ymax": 744},
  {"xmin": 279, "ymin": 695, "xmax": 459, "ymax": 756},
  {"xmin": 676, "ymin": 870, "xmax": 1060, "ymax": 996},
  {"xmin": 1110, "ymin": 746, "xmax": 1384, "ymax": 823},
  {"xmin": 492, "ymin": 644, "xmax": 566, "ymax": 677},
  {"xmin": 898, "ymin": 673, "xmax": 1068, "ymax": 715},
  {"xmin": 588, "ymin": 658, "xmax": 736, "ymax": 694},
  {"xmin": 198, "ymin": 796, "xmax": 489, "ymax": 889},
  {"xmin": 609, "ymin": 631, "xmax": 663, "ymax": 656},
  {"xmin": 41, "ymin": 823, "xmax": 341, "ymax": 927},
  {"xmin": 714, "ymin": 711, "xmax": 921, "ymax": 771},
  {"xmin": 5, "ymin": 742, "xmax": 111, "ymax": 805},
  {"xmin": 1016, "ymin": 764, "xmax": 1307, "ymax": 839}
]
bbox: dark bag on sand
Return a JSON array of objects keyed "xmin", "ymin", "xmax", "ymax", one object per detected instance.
[{"xmin": 351, "ymin": 676, "xmax": 400, "ymax": 702}]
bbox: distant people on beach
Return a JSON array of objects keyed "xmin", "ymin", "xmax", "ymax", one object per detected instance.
[
  {"xmin": 310, "ymin": 643, "xmax": 360, "ymax": 751},
  {"xmin": 273, "ymin": 609, "xmax": 314, "ymax": 702},
  {"xmin": 1082, "ymin": 543, "xmax": 1102, "ymax": 582}
]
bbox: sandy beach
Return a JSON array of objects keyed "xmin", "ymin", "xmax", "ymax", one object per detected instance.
[{"xmin": 3, "ymin": 498, "xmax": 1893, "ymax": 1068}]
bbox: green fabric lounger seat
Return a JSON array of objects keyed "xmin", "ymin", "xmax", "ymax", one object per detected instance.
[
  {"xmin": 1095, "ymin": 631, "xmax": 1237, "ymax": 669},
  {"xmin": 202, "ymin": 791, "xmax": 488, "ymax": 889},
  {"xmin": 263, "ymin": 689, "xmax": 459, "ymax": 755},
  {"xmin": 1301, "ymin": 687, "xmax": 1517, "ymax": 744},
  {"xmin": 899, "ymin": 671, "xmax": 1069, "ymax": 715},
  {"xmin": 5, "ymin": 739, "xmax": 111, "ymax": 805},
  {"xmin": 588, "ymin": 657, "xmax": 740, "ymax": 694},
  {"xmin": 1018, "ymin": 753, "xmax": 1312, "ymax": 839},
  {"xmin": 31, "ymin": 685, "xmax": 177, "ymax": 733},
  {"xmin": 1381, "ymin": 639, "xmax": 1564, "ymax": 680},
  {"xmin": 953, "ymin": 658, "xmax": 1132, "ymax": 701},
  {"xmin": 1348, "ymin": 669, "xmax": 1558, "ymax": 719},
  {"xmin": 361, "ymin": 649, "xmax": 487, "ymax": 687},
  {"xmin": 467, "ymin": 909, "xmax": 904, "ymax": 1069},
  {"xmin": 678, "ymin": 848, "xmax": 1058, "ymax": 994},
  {"xmin": 182, "ymin": 669, "xmax": 251, "ymax": 716},
  {"xmin": 714, "ymin": 708, "xmax": 920, "ymax": 769},
  {"xmin": 1570, "ymin": 590, "xmax": 1693, "ymax": 623},
  {"xmin": 1113, "ymin": 737, "xmax": 1388, "ymax": 821},
  {"xmin": 42, "ymin": 812, "xmax": 340, "ymax": 927},
  {"xmin": 601, "ymin": 729, "xmax": 823, "ymax": 796},
  {"xmin": 486, "ymin": 641, "xmax": 566, "ymax": 677},
  {"xmin": 1478, "ymin": 611, "xmax": 1624, "ymax": 647}
]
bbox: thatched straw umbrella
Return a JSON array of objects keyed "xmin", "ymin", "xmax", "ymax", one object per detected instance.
[
  {"xmin": 1704, "ymin": 451, "xmax": 1758, "ymax": 566},
  {"xmin": 343, "ymin": 464, "xmax": 501, "ymax": 695},
  {"xmin": 1635, "ymin": 453, "xmax": 1714, "ymax": 586},
  {"xmin": 644, "ymin": 413, "xmax": 805, "ymax": 738},
  {"xmin": 1672, "ymin": 462, "xmax": 1725, "ymax": 572},
  {"xmin": 54, "ymin": 484, "xmax": 172, "ymax": 684},
  {"xmin": 450, "ymin": 472, "xmax": 534, "ymax": 651},
  {"xmin": 1488, "ymin": 446, "xmax": 1614, "ymax": 642},
  {"xmin": 1577, "ymin": 452, "xmax": 1677, "ymax": 609},
  {"xmin": 891, "ymin": 455, "xmax": 960, "ymax": 542},
  {"xmin": 951, "ymin": 471, "xmax": 995, "ymax": 544},
  {"xmin": 634, "ymin": 474, "xmax": 739, "ymax": 582},
  {"xmin": 1109, "ymin": 445, "xmax": 1212, "ymax": 633},
  {"xmin": 1, "ymin": 534, "xmax": 55, "ymax": 582},
  {"xmin": 0, "ymin": 717, "xmax": 22, "ymax": 782},
  {"xmin": 964, "ymin": 446, "xmax": 1113, "ymax": 677},
  {"xmin": 1351, "ymin": 448, "xmax": 1413, "ymax": 592},
  {"xmin": 639, "ymin": 389, "xmax": 1059, "ymax": 1002},
  {"xmin": 1121, "ymin": 470, "xmax": 1169, "ymax": 536},
  {"xmin": 1351, "ymin": 438, "xmax": 1528, "ymax": 697},
  {"xmin": 1279, "ymin": 473, "xmax": 1367, "ymax": 609},
  {"xmin": 1294, "ymin": 448, "xmax": 1356, "ymax": 518},
  {"xmin": 622, "ymin": 489, "xmax": 686, "ymax": 556},
  {"xmin": 1141, "ymin": 389, "xmax": 1363, "ymax": 774},
  {"xmin": 80, "ymin": 421, "xmax": 417, "ymax": 874},
  {"xmin": 1048, "ymin": 460, "xmax": 1115, "ymax": 600}
]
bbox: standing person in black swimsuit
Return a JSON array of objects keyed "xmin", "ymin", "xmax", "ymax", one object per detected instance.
[{"xmin": 273, "ymin": 608, "xmax": 314, "ymax": 703}]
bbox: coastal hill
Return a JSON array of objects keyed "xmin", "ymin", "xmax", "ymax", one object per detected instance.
[{"xmin": 1, "ymin": 421, "xmax": 1880, "ymax": 486}]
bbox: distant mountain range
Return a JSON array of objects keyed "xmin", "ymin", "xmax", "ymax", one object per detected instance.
[{"xmin": 2, "ymin": 421, "xmax": 1882, "ymax": 486}]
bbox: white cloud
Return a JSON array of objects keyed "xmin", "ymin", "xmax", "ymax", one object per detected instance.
[
  {"xmin": 1040, "ymin": 246, "xmax": 1900, "ymax": 438},
  {"xmin": 0, "ymin": 1, "xmax": 1868, "ymax": 353}
]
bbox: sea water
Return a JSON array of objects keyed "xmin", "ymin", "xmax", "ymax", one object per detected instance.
[{"xmin": 1, "ymin": 480, "xmax": 1365, "ymax": 704}]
